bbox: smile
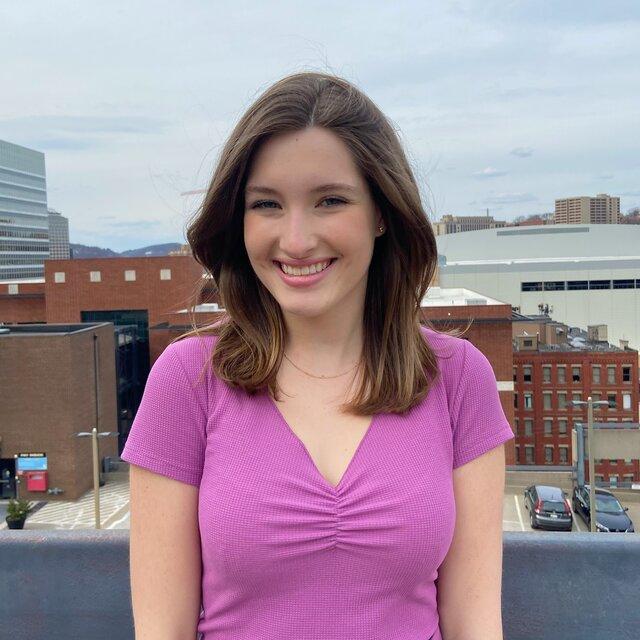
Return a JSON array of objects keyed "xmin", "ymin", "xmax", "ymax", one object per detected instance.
[{"xmin": 273, "ymin": 258, "xmax": 337, "ymax": 287}]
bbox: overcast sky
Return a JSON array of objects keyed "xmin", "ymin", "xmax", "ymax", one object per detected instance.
[{"xmin": 1, "ymin": 1, "xmax": 639, "ymax": 252}]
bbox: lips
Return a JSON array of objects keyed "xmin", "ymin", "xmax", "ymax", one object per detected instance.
[
  {"xmin": 274, "ymin": 258, "xmax": 335, "ymax": 275},
  {"xmin": 273, "ymin": 257, "xmax": 338, "ymax": 287}
]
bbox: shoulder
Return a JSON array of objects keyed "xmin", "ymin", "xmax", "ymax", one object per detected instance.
[
  {"xmin": 419, "ymin": 324, "xmax": 492, "ymax": 390},
  {"xmin": 419, "ymin": 324, "xmax": 466, "ymax": 364},
  {"xmin": 166, "ymin": 332, "xmax": 219, "ymax": 361},
  {"xmin": 160, "ymin": 333, "xmax": 220, "ymax": 384}
]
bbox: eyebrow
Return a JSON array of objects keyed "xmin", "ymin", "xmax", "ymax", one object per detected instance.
[{"xmin": 245, "ymin": 182, "xmax": 359, "ymax": 196}]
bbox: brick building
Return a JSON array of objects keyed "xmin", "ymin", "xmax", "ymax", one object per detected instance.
[
  {"xmin": 512, "ymin": 316, "xmax": 639, "ymax": 480},
  {"xmin": 0, "ymin": 322, "xmax": 119, "ymax": 501}
]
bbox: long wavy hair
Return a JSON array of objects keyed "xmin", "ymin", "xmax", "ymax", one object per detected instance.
[{"xmin": 178, "ymin": 70, "xmax": 450, "ymax": 415}]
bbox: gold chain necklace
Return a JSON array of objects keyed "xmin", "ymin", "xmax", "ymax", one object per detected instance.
[{"xmin": 283, "ymin": 351, "xmax": 360, "ymax": 379}]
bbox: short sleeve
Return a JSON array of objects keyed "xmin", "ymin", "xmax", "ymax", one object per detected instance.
[
  {"xmin": 120, "ymin": 341, "xmax": 208, "ymax": 486},
  {"xmin": 450, "ymin": 339, "xmax": 515, "ymax": 469}
]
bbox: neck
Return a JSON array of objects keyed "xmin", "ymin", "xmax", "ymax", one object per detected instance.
[{"xmin": 281, "ymin": 304, "xmax": 364, "ymax": 373}]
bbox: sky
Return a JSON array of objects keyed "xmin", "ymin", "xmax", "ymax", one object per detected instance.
[{"xmin": 1, "ymin": 1, "xmax": 639, "ymax": 252}]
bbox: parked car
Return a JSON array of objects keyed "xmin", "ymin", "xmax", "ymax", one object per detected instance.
[
  {"xmin": 523, "ymin": 485, "xmax": 573, "ymax": 531},
  {"xmin": 571, "ymin": 484, "xmax": 634, "ymax": 533}
]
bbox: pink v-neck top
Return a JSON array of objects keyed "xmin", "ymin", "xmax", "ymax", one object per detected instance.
[{"xmin": 121, "ymin": 325, "xmax": 514, "ymax": 640}]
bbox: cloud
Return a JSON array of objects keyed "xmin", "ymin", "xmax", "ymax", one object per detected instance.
[
  {"xmin": 483, "ymin": 193, "xmax": 538, "ymax": 205},
  {"xmin": 102, "ymin": 219, "xmax": 163, "ymax": 230},
  {"xmin": 510, "ymin": 147, "xmax": 534, "ymax": 158},
  {"xmin": 473, "ymin": 166, "xmax": 508, "ymax": 178},
  {"xmin": 0, "ymin": 115, "xmax": 172, "ymax": 152},
  {"xmin": 2, "ymin": 115, "xmax": 171, "ymax": 135}
]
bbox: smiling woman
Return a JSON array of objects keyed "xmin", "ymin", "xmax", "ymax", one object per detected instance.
[{"xmin": 121, "ymin": 71, "xmax": 514, "ymax": 640}]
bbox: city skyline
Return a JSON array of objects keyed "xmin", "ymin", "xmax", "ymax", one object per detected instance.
[{"xmin": 1, "ymin": 1, "xmax": 639, "ymax": 252}]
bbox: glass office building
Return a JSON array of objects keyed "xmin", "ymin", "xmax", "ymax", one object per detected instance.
[{"xmin": 0, "ymin": 140, "xmax": 49, "ymax": 281}]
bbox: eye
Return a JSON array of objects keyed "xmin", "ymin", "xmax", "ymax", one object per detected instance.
[
  {"xmin": 250, "ymin": 200, "xmax": 279, "ymax": 209},
  {"xmin": 321, "ymin": 197, "xmax": 347, "ymax": 207}
]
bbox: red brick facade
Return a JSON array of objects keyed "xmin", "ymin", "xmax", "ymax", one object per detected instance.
[{"xmin": 513, "ymin": 350, "xmax": 639, "ymax": 480}]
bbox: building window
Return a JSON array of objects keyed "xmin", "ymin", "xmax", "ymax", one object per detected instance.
[
  {"xmin": 572, "ymin": 392, "xmax": 582, "ymax": 408},
  {"xmin": 524, "ymin": 393, "xmax": 533, "ymax": 410},
  {"xmin": 623, "ymin": 393, "xmax": 632, "ymax": 410},
  {"xmin": 514, "ymin": 418, "xmax": 519, "ymax": 436},
  {"xmin": 523, "ymin": 365, "xmax": 532, "ymax": 382},
  {"xmin": 607, "ymin": 365, "xmax": 616, "ymax": 384},
  {"xmin": 589, "ymin": 280, "xmax": 611, "ymax": 290},
  {"xmin": 542, "ymin": 365, "xmax": 551, "ymax": 383},
  {"xmin": 523, "ymin": 339, "xmax": 533, "ymax": 347},
  {"xmin": 572, "ymin": 366, "xmax": 581, "ymax": 382},
  {"xmin": 613, "ymin": 279, "xmax": 635, "ymax": 289},
  {"xmin": 513, "ymin": 366, "xmax": 517, "ymax": 382},
  {"xmin": 607, "ymin": 393, "xmax": 617, "ymax": 408},
  {"xmin": 592, "ymin": 365, "xmax": 601, "ymax": 384},
  {"xmin": 623, "ymin": 475, "xmax": 634, "ymax": 483},
  {"xmin": 514, "ymin": 393, "xmax": 518, "ymax": 409},
  {"xmin": 592, "ymin": 392, "xmax": 601, "ymax": 403},
  {"xmin": 622, "ymin": 366, "xmax": 631, "ymax": 383},
  {"xmin": 567, "ymin": 280, "xmax": 588, "ymax": 290},
  {"xmin": 543, "ymin": 392, "xmax": 552, "ymax": 410},
  {"xmin": 522, "ymin": 282, "xmax": 543, "ymax": 291},
  {"xmin": 160, "ymin": 268, "xmax": 172, "ymax": 280},
  {"xmin": 89, "ymin": 271, "xmax": 101, "ymax": 282},
  {"xmin": 54, "ymin": 272, "xmax": 66, "ymax": 283},
  {"xmin": 124, "ymin": 269, "xmax": 136, "ymax": 281},
  {"xmin": 558, "ymin": 392, "xmax": 567, "ymax": 410},
  {"xmin": 595, "ymin": 474, "xmax": 605, "ymax": 483},
  {"xmin": 543, "ymin": 281, "xmax": 565, "ymax": 291},
  {"xmin": 545, "ymin": 446, "xmax": 554, "ymax": 464},
  {"xmin": 557, "ymin": 366, "xmax": 566, "ymax": 384},
  {"xmin": 525, "ymin": 446, "xmax": 535, "ymax": 464},
  {"xmin": 515, "ymin": 445, "xmax": 520, "ymax": 463},
  {"xmin": 558, "ymin": 419, "xmax": 568, "ymax": 435},
  {"xmin": 609, "ymin": 474, "xmax": 619, "ymax": 484},
  {"xmin": 524, "ymin": 419, "xmax": 533, "ymax": 437},
  {"xmin": 544, "ymin": 419, "xmax": 553, "ymax": 435},
  {"xmin": 559, "ymin": 447, "xmax": 569, "ymax": 464}
]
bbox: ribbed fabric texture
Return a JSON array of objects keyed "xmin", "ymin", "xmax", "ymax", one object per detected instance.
[{"xmin": 121, "ymin": 325, "xmax": 514, "ymax": 640}]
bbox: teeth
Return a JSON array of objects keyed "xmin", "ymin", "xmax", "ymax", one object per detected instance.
[{"xmin": 279, "ymin": 260, "xmax": 331, "ymax": 276}]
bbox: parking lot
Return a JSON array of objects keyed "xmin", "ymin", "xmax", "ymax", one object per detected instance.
[{"xmin": 503, "ymin": 487, "xmax": 640, "ymax": 533}]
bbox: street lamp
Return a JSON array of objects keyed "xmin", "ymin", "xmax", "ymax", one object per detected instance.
[
  {"xmin": 569, "ymin": 396, "xmax": 610, "ymax": 533},
  {"xmin": 75, "ymin": 428, "xmax": 119, "ymax": 529}
]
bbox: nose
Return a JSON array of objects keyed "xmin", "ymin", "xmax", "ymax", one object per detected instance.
[{"xmin": 278, "ymin": 209, "xmax": 319, "ymax": 258}]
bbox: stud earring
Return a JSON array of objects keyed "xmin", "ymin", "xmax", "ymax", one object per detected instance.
[{"xmin": 378, "ymin": 225, "xmax": 384, "ymax": 233}]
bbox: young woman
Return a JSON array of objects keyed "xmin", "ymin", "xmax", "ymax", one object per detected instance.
[{"xmin": 122, "ymin": 71, "xmax": 514, "ymax": 640}]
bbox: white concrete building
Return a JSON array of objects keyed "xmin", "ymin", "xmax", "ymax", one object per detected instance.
[{"xmin": 436, "ymin": 224, "xmax": 640, "ymax": 352}]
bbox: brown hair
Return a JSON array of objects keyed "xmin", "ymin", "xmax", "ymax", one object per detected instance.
[{"xmin": 178, "ymin": 70, "xmax": 455, "ymax": 415}]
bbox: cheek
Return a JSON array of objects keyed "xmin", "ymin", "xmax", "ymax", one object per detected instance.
[{"xmin": 243, "ymin": 217, "xmax": 266, "ymax": 261}]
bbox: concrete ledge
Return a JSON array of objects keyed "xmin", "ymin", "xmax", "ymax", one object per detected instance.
[{"xmin": 0, "ymin": 530, "xmax": 639, "ymax": 639}]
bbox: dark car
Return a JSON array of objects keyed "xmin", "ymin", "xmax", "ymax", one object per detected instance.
[
  {"xmin": 571, "ymin": 484, "xmax": 634, "ymax": 533},
  {"xmin": 523, "ymin": 485, "xmax": 573, "ymax": 531}
]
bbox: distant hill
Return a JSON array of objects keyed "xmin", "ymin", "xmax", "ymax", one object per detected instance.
[{"xmin": 69, "ymin": 242, "xmax": 183, "ymax": 259}]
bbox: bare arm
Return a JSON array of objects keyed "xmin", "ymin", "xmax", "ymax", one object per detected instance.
[
  {"xmin": 437, "ymin": 444, "xmax": 507, "ymax": 640},
  {"xmin": 129, "ymin": 464, "xmax": 203, "ymax": 640}
]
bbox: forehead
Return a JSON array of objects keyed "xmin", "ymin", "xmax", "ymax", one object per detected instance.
[{"xmin": 245, "ymin": 126, "xmax": 365, "ymax": 191}]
